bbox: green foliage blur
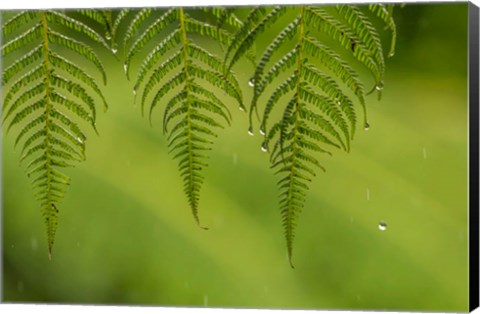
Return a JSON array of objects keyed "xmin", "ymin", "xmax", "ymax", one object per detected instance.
[{"xmin": 2, "ymin": 3, "xmax": 469, "ymax": 311}]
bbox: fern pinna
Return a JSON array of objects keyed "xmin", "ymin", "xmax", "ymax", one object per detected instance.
[
  {"xmin": 225, "ymin": 4, "xmax": 396, "ymax": 267},
  {"xmin": 123, "ymin": 7, "xmax": 242, "ymax": 227},
  {"xmin": 1, "ymin": 10, "xmax": 109, "ymax": 257}
]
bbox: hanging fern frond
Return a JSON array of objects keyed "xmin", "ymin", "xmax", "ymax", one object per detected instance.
[
  {"xmin": 124, "ymin": 7, "xmax": 242, "ymax": 227},
  {"xmin": 226, "ymin": 4, "xmax": 396, "ymax": 267},
  {"xmin": 1, "ymin": 9, "xmax": 109, "ymax": 257}
]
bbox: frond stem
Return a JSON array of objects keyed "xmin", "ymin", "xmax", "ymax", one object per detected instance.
[
  {"xmin": 41, "ymin": 10, "xmax": 55, "ymax": 258},
  {"xmin": 179, "ymin": 8, "xmax": 206, "ymax": 229}
]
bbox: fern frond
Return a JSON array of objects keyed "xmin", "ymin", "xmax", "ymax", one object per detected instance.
[
  {"xmin": 226, "ymin": 4, "xmax": 395, "ymax": 266},
  {"xmin": 1, "ymin": 10, "xmax": 108, "ymax": 256},
  {"xmin": 124, "ymin": 7, "xmax": 241, "ymax": 227}
]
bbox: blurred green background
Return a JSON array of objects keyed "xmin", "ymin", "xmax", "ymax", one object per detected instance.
[{"xmin": 2, "ymin": 3, "xmax": 469, "ymax": 312}]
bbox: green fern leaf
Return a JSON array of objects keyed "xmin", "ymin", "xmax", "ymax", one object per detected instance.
[
  {"xmin": 1, "ymin": 10, "xmax": 108, "ymax": 257},
  {"xmin": 124, "ymin": 7, "xmax": 242, "ymax": 227},
  {"xmin": 227, "ymin": 4, "xmax": 395, "ymax": 266}
]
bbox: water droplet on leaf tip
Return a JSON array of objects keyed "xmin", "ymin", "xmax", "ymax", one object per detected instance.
[
  {"xmin": 388, "ymin": 52, "xmax": 395, "ymax": 57},
  {"xmin": 123, "ymin": 63, "xmax": 128, "ymax": 73},
  {"xmin": 259, "ymin": 128, "xmax": 265, "ymax": 136},
  {"xmin": 375, "ymin": 85, "xmax": 383, "ymax": 91},
  {"xmin": 261, "ymin": 142, "xmax": 268, "ymax": 153},
  {"xmin": 378, "ymin": 221, "xmax": 387, "ymax": 231},
  {"xmin": 133, "ymin": 89, "xmax": 137, "ymax": 96},
  {"xmin": 248, "ymin": 79, "xmax": 254, "ymax": 87},
  {"xmin": 247, "ymin": 128, "xmax": 254, "ymax": 136},
  {"xmin": 239, "ymin": 106, "xmax": 245, "ymax": 112},
  {"xmin": 364, "ymin": 122, "xmax": 370, "ymax": 131}
]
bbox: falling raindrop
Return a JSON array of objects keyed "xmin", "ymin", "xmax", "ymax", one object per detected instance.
[
  {"xmin": 364, "ymin": 122, "xmax": 370, "ymax": 131},
  {"xmin": 378, "ymin": 221, "xmax": 387, "ymax": 231},
  {"xmin": 422, "ymin": 147, "xmax": 427, "ymax": 159},
  {"xmin": 248, "ymin": 127, "xmax": 254, "ymax": 136},
  {"xmin": 31, "ymin": 237, "xmax": 38, "ymax": 251},
  {"xmin": 261, "ymin": 142, "xmax": 268, "ymax": 153}
]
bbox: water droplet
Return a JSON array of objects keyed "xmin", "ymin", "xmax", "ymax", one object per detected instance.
[
  {"xmin": 378, "ymin": 221, "xmax": 387, "ymax": 231},
  {"xmin": 337, "ymin": 99, "xmax": 341, "ymax": 105},
  {"xmin": 248, "ymin": 127, "xmax": 254, "ymax": 136},
  {"xmin": 364, "ymin": 122, "xmax": 370, "ymax": 131},
  {"xmin": 422, "ymin": 147, "xmax": 427, "ymax": 159},
  {"xmin": 388, "ymin": 52, "xmax": 395, "ymax": 58},
  {"xmin": 76, "ymin": 137, "xmax": 83, "ymax": 144},
  {"xmin": 248, "ymin": 78, "xmax": 255, "ymax": 87},
  {"xmin": 123, "ymin": 63, "xmax": 128, "ymax": 74},
  {"xmin": 133, "ymin": 89, "xmax": 137, "ymax": 96},
  {"xmin": 111, "ymin": 47, "xmax": 118, "ymax": 54},
  {"xmin": 366, "ymin": 188, "xmax": 370, "ymax": 201},
  {"xmin": 239, "ymin": 106, "xmax": 245, "ymax": 112},
  {"xmin": 261, "ymin": 142, "xmax": 268, "ymax": 153},
  {"xmin": 105, "ymin": 34, "xmax": 112, "ymax": 41},
  {"xmin": 375, "ymin": 81, "xmax": 384, "ymax": 91},
  {"xmin": 203, "ymin": 294, "xmax": 208, "ymax": 306},
  {"xmin": 259, "ymin": 125, "xmax": 266, "ymax": 136}
]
